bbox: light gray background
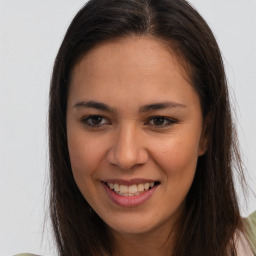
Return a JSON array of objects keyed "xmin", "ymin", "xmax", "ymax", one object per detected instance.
[{"xmin": 0, "ymin": 0, "xmax": 255, "ymax": 255}]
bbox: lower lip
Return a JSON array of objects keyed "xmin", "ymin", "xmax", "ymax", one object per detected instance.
[{"xmin": 102, "ymin": 182, "xmax": 158, "ymax": 207}]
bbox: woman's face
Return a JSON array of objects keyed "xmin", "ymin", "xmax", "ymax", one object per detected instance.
[{"xmin": 66, "ymin": 36, "xmax": 207, "ymax": 236}]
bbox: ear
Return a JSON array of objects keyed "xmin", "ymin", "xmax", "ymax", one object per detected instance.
[{"xmin": 198, "ymin": 113, "xmax": 211, "ymax": 156}]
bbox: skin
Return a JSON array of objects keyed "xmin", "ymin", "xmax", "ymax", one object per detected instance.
[{"xmin": 66, "ymin": 36, "xmax": 208, "ymax": 256}]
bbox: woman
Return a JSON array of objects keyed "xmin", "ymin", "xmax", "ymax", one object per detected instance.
[{"xmin": 45, "ymin": 0, "xmax": 256, "ymax": 255}]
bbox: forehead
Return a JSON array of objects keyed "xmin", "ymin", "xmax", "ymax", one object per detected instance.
[
  {"xmin": 68, "ymin": 36, "xmax": 198, "ymax": 110},
  {"xmin": 71, "ymin": 36, "xmax": 191, "ymax": 85}
]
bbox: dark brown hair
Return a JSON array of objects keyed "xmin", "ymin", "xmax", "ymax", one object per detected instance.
[{"xmin": 49, "ymin": 0, "xmax": 245, "ymax": 255}]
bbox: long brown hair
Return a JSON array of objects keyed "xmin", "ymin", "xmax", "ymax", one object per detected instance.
[{"xmin": 49, "ymin": 0, "xmax": 245, "ymax": 255}]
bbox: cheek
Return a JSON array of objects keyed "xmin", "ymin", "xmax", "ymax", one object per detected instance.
[
  {"xmin": 154, "ymin": 137, "xmax": 199, "ymax": 178},
  {"xmin": 67, "ymin": 131, "xmax": 105, "ymax": 183},
  {"xmin": 67, "ymin": 133, "xmax": 109, "ymax": 207},
  {"xmin": 68, "ymin": 141, "xmax": 91, "ymax": 175}
]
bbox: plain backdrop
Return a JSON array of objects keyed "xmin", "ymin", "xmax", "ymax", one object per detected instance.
[{"xmin": 0, "ymin": 0, "xmax": 255, "ymax": 255}]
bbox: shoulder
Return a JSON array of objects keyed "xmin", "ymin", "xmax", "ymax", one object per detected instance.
[
  {"xmin": 246, "ymin": 211, "xmax": 256, "ymax": 228},
  {"xmin": 14, "ymin": 254, "xmax": 39, "ymax": 256},
  {"xmin": 244, "ymin": 211, "xmax": 256, "ymax": 255}
]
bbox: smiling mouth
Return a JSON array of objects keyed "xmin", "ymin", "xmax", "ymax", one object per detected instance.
[{"xmin": 104, "ymin": 181, "xmax": 160, "ymax": 197}]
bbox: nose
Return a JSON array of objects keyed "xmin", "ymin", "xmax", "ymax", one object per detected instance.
[{"xmin": 106, "ymin": 124, "xmax": 148, "ymax": 170}]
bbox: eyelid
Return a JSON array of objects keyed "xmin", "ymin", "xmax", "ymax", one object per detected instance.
[
  {"xmin": 144, "ymin": 116, "xmax": 177, "ymax": 127},
  {"xmin": 80, "ymin": 115, "xmax": 177, "ymax": 129},
  {"xmin": 81, "ymin": 115, "xmax": 111, "ymax": 127}
]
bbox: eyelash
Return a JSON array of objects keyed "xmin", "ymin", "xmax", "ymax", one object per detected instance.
[
  {"xmin": 81, "ymin": 115, "xmax": 177, "ymax": 128},
  {"xmin": 145, "ymin": 116, "xmax": 177, "ymax": 127},
  {"xmin": 81, "ymin": 115, "xmax": 111, "ymax": 127}
]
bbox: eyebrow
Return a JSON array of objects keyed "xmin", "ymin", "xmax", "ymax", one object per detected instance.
[
  {"xmin": 73, "ymin": 100, "xmax": 186, "ymax": 113},
  {"xmin": 73, "ymin": 100, "xmax": 116, "ymax": 113},
  {"xmin": 139, "ymin": 102, "xmax": 186, "ymax": 112}
]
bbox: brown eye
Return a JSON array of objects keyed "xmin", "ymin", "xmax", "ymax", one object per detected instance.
[
  {"xmin": 146, "ymin": 116, "xmax": 176, "ymax": 128},
  {"xmin": 152, "ymin": 117, "xmax": 165, "ymax": 126},
  {"xmin": 90, "ymin": 116, "xmax": 103, "ymax": 125},
  {"xmin": 82, "ymin": 115, "xmax": 110, "ymax": 127}
]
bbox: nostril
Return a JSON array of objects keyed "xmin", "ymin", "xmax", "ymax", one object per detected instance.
[{"xmin": 106, "ymin": 138, "xmax": 149, "ymax": 170}]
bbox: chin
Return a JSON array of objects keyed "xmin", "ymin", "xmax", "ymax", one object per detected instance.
[{"xmin": 102, "ymin": 210, "xmax": 175, "ymax": 237}]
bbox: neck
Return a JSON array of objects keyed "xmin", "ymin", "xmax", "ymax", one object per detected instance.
[{"xmin": 111, "ymin": 222, "xmax": 178, "ymax": 256}]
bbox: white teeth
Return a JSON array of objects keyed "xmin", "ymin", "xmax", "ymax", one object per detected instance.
[
  {"xmin": 107, "ymin": 182, "xmax": 156, "ymax": 196},
  {"xmin": 137, "ymin": 183, "xmax": 144, "ymax": 192},
  {"xmin": 120, "ymin": 185, "xmax": 128, "ymax": 194},
  {"xmin": 128, "ymin": 184, "xmax": 137, "ymax": 194},
  {"xmin": 113, "ymin": 183, "xmax": 119, "ymax": 192}
]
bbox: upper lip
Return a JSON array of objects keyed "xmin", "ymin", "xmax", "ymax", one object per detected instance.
[{"xmin": 101, "ymin": 178, "xmax": 159, "ymax": 186}]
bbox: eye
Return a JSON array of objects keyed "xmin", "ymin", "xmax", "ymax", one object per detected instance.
[
  {"xmin": 145, "ymin": 116, "xmax": 176, "ymax": 127},
  {"xmin": 81, "ymin": 115, "xmax": 110, "ymax": 127}
]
